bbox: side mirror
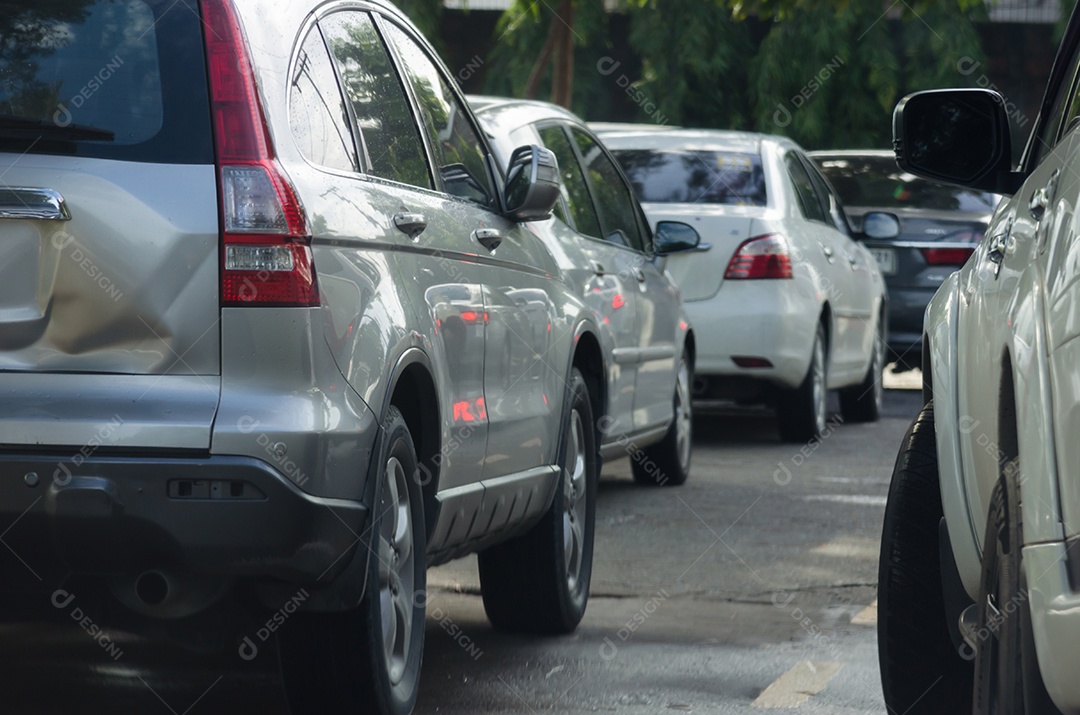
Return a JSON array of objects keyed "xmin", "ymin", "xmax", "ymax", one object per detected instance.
[
  {"xmin": 893, "ymin": 88, "xmax": 1018, "ymax": 194},
  {"xmin": 503, "ymin": 145, "xmax": 560, "ymax": 222},
  {"xmin": 654, "ymin": 221, "xmax": 702, "ymax": 255},
  {"xmin": 861, "ymin": 211, "xmax": 900, "ymax": 240}
]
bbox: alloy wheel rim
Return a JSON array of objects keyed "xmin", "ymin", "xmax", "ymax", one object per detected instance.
[
  {"xmin": 562, "ymin": 409, "xmax": 587, "ymax": 596},
  {"xmin": 812, "ymin": 337, "xmax": 827, "ymax": 434},
  {"xmin": 675, "ymin": 360, "xmax": 692, "ymax": 473},
  {"xmin": 378, "ymin": 455, "xmax": 415, "ymax": 686}
]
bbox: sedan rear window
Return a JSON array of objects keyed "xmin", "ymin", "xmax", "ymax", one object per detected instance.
[
  {"xmin": 612, "ymin": 149, "xmax": 768, "ymax": 206},
  {"xmin": 815, "ymin": 156, "xmax": 999, "ymax": 212},
  {"xmin": 0, "ymin": 0, "xmax": 212, "ymax": 164}
]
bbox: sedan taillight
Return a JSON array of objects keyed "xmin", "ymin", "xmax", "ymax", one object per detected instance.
[{"xmin": 725, "ymin": 234, "xmax": 793, "ymax": 280}]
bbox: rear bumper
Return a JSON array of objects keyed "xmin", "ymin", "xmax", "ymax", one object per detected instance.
[
  {"xmin": 0, "ymin": 453, "xmax": 367, "ymax": 591},
  {"xmin": 684, "ymin": 283, "xmax": 817, "ymax": 390},
  {"xmin": 885, "ymin": 285, "xmax": 933, "ymax": 359}
]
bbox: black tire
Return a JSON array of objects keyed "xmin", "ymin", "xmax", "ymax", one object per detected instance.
[
  {"xmin": 632, "ymin": 353, "xmax": 692, "ymax": 487},
  {"xmin": 778, "ymin": 323, "xmax": 827, "ymax": 443},
  {"xmin": 878, "ymin": 402, "xmax": 973, "ymax": 714},
  {"xmin": 478, "ymin": 367, "xmax": 597, "ymax": 634},
  {"xmin": 279, "ymin": 406, "xmax": 426, "ymax": 715},
  {"xmin": 972, "ymin": 463, "xmax": 1060, "ymax": 714},
  {"xmin": 839, "ymin": 314, "xmax": 884, "ymax": 423}
]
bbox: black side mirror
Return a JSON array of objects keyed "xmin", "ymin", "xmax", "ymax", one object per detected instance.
[
  {"xmin": 654, "ymin": 221, "xmax": 702, "ymax": 255},
  {"xmin": 893, "ymin": 89, "xmax": 1018, "ymax": 195},
  {"xmin": 861, "ymin": 211, "xmax": 900, "ymax": 240},
  {"xmin": 503, "ymin": 145, "xmax": 560, "ymax": 222}
]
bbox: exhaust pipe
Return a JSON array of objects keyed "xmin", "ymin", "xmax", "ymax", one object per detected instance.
[{"xmin": 111, "ymin": 568, "xmax": 227, "ymax": 618}]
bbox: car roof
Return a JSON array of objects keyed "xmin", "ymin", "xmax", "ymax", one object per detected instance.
[
  {"xmin": 467, "ymin": 95, "xmax": 586, "ymax": 134},
  {"xmin": 806, "ymin": 149, "xmax": 895, "ymax": 159},
  {"xmin": 590, "ymin": 123, "xmax": 790, "ymax": 155}
]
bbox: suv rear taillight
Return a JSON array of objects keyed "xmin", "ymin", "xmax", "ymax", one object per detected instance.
[
  {"xmin": 725, "ymin": 234, "xmax": 793, "ymax": 280},
  {"xmin": 201, "ymin": 0, "xmax": 319, "ymax": 307}
]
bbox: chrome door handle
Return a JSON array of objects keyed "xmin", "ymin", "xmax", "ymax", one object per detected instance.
[
  {"xmin": 393, "ymin": 212, "xmax": 427, "ymax": 239},
  {"xmin": 0, "ymin": 187, "xmax": 70, "ymax": 221},
  {"xmin": 1029, "ymin": 169, "xmax": 1059, "ymax": 220},
  {"xmin": 590, "ymin": 260, "xmax": 606, "ymax": 276},
  {"xmin": 473, "ymin": 227, "xmax": 502, "ymax": 251},
  {"xmin": 633, "ymin": 267, "xmax": 647, "ymax": 283},
  {"xmin": 822, "ymin": 245, "xmax": 835, "ymax": 261}
]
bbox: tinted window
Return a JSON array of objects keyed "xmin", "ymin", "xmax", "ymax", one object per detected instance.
[
  {"xmin": 612, "ymin": 149, "xmax": 768, "ymax": 207},
  {"xmin": 785, "ymin": 153, "xmax": 827, "ymax": 222},
  {"xmin": 0, "ymin": 0, "xmax": 212, "ymax": 164},
  {"xmin": 803, "ymin": 160, "xmax": 842, "ymax": 231},
  {"xmin": 815, "ymin": 156, "xmax": 999, "ymax": 212},
  {"xmin": 290, "ymin": 27, "xmax": 357, "ymax": 172},
  {"xmin": 321, "ymin": 11, "xmax": 431, "ymax": 188},
  {"xmin": 380, "ymin": 22, "xmax": 494, "ymax": 207},
  {"xmin": 537, "ymin": 125, "xmax": 603, "ymax": 238},
  {"xmin": 572, "ymin": 130, "xmax": 644, "ymax": 251}
]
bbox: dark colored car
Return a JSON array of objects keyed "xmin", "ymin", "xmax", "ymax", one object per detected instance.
[{"xmin": 810, "ymin": 149, "xmax": 1000, "ymax": 370}]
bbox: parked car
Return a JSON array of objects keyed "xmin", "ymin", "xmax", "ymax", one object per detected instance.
[
  {"xmin": 469, "ymin": 96, "xmax": 699, "ymax": 486},
  {"xmin": 594, "ymin": 125, "xmax": 890, "ymax": 441},
  {"xmin": 809, "ymin": 149, "xmax": 1000, "ymax": 370},
  {"xmin": 877, "ymin": 16, "xmax": 1080, "ymax": 713},
  {"xmin": 0, "ymin": 2, "xmax": 610, "ymax": 714}
]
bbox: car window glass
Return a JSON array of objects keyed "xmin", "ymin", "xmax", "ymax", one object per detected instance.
[
  {"xmin": 1031, "ymin": 42, "xmax": 1080, "ymax": 163},
  {"xmin": 803, "ymin": 158, "xmax": 842, "ymax": 231},
  {"xmin": 290, "ymin": 27, "xmax": 357, "ymax": 172},
  {"xmin": 380, "ymin": 21, "xmax": 495, "ymax": 208},
  {"xmin": 0, "ymin": 0, "xmax": 212, "ymax": 164},
  {"xmin": 815, "ymin": 155, "xmax": 999, "ymax": 212},
  {"xmin": 785, "ymin": 153, "xmax": 827, "ymax": 223},
  {"xmin": 320, "ymin": 11, "xmax": 431, "ymax": 188},
  {"xmin": 537, "ymin": 125, "xmax": 604, "ymax": 238},
  {"xmin": 612, "ymin": 149, "xmax": 768, "ymax": 206},
  {"xmin": 571, "ymin": 129, "xmax": 644, "ymax": 251}
]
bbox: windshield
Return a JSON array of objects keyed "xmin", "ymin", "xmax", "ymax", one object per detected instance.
[
  {"xmin": 611, "ymin": 148, "xmax": 768, "ymax": 206},
  {"xmin": 815, "ymin": 155, "xmax": 998, "ymax": 212}
]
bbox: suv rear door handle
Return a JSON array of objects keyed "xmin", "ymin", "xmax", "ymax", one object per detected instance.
[
  {"xmin": 987, "ymin": 233, "xmax": 1011, "ymax": 264},
  {"xmin": 0, "ymin": 187, "xmax": 71, "ymax": 221},
  {"xmin": 393, "ymin": 212, "xmax": 427, "ymax": 239},
  {"xmin": 633, "ymin": 267, "xmax": 647, "ymax": 283},
  {"xmin": 822, "ymin": 244, "xmax": 835, "ymax": 261},
  {"xmin": 590, "ymin": 261, "xmax": 605, "ymax": 276},
  {"xmin": 473, "ymin": 228, "xmax": 502, "ymax": 251}
]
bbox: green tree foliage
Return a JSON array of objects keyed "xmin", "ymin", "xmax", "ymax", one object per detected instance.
[
  {"xmin": 625, "ymin": 0, "xmax": 754, "ymax": 128},
  {"xmin": 391, "ymin": 0, "xmax": 443, "ymax": 44}
]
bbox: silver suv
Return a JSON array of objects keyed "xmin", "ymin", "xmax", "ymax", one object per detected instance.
[{"xmin": 0, "ymin": 1, "xmax": 610, "ymax": 713}]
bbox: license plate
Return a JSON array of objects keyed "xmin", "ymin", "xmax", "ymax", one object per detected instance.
[{"xmin": 870, "ymin": 248, "xmax": 897, "ymax": 275}]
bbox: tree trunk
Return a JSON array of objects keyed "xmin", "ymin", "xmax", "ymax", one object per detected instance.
[
  {"xmin": 550, "ymin": 0, "xmax": 575, "ymax": 108},
  {"xmin": 524, "ymin": 12, "xmax": 559, "ymax": 99}
]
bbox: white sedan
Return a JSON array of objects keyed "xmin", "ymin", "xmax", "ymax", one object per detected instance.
[{"xmin": 595, "ymin": 126, "xmax": 890, "ymax": 441}]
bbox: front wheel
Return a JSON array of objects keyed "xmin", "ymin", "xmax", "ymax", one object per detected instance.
[
  {"xmin": 632, "ymin": 354, "xmax": 692, "ymax": 486},
  {"xmin": 778, "ymin": 324, "xmax": 827, "ymax": 443},
  {"xmin": 279, "ymin": 406, "xmax": 426, "ymax": 715},
  {"xmin": 478, "ymin": 367, "xmax": 597, "ymax": 634},
  {"xmin": 878, "ymin": 402, "xmax": 972, "ymax": 714}
]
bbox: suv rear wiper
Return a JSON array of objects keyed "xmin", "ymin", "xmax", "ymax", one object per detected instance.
[{"xmin": 0, "ymin": 116, "xmax": 115, "ymax": 142}]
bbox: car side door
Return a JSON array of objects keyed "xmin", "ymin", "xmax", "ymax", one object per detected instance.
[
  {"xmin": 377, "ymin": 16, "xmax": 567, "ymax": 488},
  {"xmin": 804, "ymin": 154, "xmax": 881, "ymax": 379},
  {"xmin": 567, "ymin": 126, "xmax": 680, "ymax": 432},
  {"xmin": 533, "ymin": 121, "xmax": 640, "ymax": 436},
  {"xmin": 782, "ymin": 150, "xmax": 859, "ymax": 381}
]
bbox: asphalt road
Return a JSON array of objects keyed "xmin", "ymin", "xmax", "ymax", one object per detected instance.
[{"xmin": 0, "ymin": 381, "xmax": 925, "ymax": 715}]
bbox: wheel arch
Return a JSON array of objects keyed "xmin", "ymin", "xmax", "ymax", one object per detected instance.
[{"xmin": 571, "ymin": 323, "xmax": 606, "ymax": 446}]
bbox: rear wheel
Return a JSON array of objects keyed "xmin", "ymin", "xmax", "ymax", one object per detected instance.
[
  {"xmin": 632, "ymin": 354, "xmax": 692, "ymax": 486},
  {"xmin": 478, "ymin": 367, "xmax": 597, "ymax": 634},
  {"xmin": 839, "ymin": 314, "xmax": 884, "ymax": 423},
  {"xmin": 972, "ymin": 462, "xmax": 1059, "ymax": 714},
  {"xmin": 279, "ymin": 406, "xmax": 425, "ymax": 715},
  {"xmin": 778, "ymin": 324, "xmax": 827, "ymax": 443},
  {"xmin": 878, "ymin": 402, "xmax": 973, "ymax": 714}
]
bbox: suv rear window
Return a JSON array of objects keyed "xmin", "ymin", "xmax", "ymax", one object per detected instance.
[
  {"xmin": 0, "ymin": 0, "xmax": 212, "ymax": 164},
  {"xmin": 612, "ymin": 149, "xmax": 768, "ymax": 206}
]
